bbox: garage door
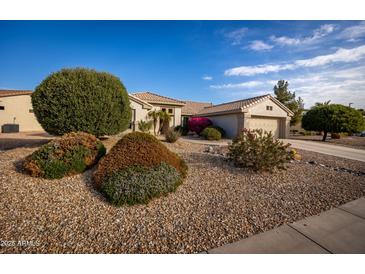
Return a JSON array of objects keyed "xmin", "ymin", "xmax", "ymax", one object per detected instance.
[{"xmin": 249, "ymin": 117, "xmax": 280, "ymax": 138}]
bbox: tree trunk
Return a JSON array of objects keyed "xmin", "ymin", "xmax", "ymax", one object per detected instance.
[{"xmin": 322, "ymin": 131, "xmax": 327, "ymax": 141}]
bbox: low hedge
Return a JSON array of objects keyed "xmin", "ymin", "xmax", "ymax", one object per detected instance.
[
  {"xmin": 93, "ymin": 132, "xmax": 187, "ymax": 189},
  {"xmin": 205, "ymin": 125, "xmax": 225, "ymax": 137},
  {"xmin": 101, "ymin": 163, "xmax": 182, "ymax": 206},
  {"xmin": 24, "ymin": 132, "xmax": 106, "ymax": 179},
  {"xmin": 201, "ymin": 127, "xmax": 222, "ymax": 140}
]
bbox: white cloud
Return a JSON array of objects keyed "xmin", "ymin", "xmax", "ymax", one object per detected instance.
[
  {"xmin": 202, "ymin": 75, "xmax": 213, "ymax": 81},
  {"xmin": 225, "ymin": 27, "xmax": 247, "ymax": 45},
  {"xmin": 210, "ymin": 81, "xmax": 263, "ymax": 89},
  {"xmin": 270, "ymin": 36, "xmax": 301, "ymax": 46},
  {"xmin": 225, "ymin": 45, "xmax": 365, "ymax": 76},
  {"xmin": 271, "ymin": 24, "xmax": 336, "ymax": 46},
  {"xmin": 249, "ymin": 40, "xmax": 273, "ymax": 51},
  {"xmin": 338, "ymin": 21, "xmax": 365, "ymax": 41}
]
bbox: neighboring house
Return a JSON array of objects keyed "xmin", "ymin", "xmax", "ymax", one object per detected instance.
[
  {"xmin": 197, "ymin": 94, "xmax": 293, "ymax": 139},
  {"xmin": 181, "ymin": 101, "xmax": 212, "ymax": 127},
  {"xmin": 131, "ymin": 91, "xmax": 185, "ymax": 128},
  {"xmin": 0, "ymin": 90, "xmax": 44, "ymax": 132}
]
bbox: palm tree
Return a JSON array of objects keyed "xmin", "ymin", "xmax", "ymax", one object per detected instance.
[
  {"xmin": 158, "ymin": 110, "xmax": 171, "ymax": 135},
  {"xmin": 148, "ymin": 110, "xmax": 160, "ymax": 135}
]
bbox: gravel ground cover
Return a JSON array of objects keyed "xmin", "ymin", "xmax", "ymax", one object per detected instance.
[{"xmin": 0, "ymin": 140, "xmax": 364, "ymax": 253}]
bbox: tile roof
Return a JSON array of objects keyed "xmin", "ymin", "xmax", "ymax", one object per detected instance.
[
  {"xmin": 0, "ymin": 89, "xmax": 33, "ymax": 98},
  {"xmin": 197, "ymin": 94, "xmax": 293, "ymax": 116},
  {"xmin": 131, "ymin": 91, "xmax": 186, "ymax": 105},
  {"xmin": 181, "ymin": 100, "xmax": 213, "ymax": 115}
]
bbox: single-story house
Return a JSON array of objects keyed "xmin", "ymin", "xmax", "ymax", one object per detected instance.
[
  {"xmin": 1, "ymin": 89, "xmax": 292, "ymax": 139},
  {"xmin": 196, "ymin": 94, "xmax": 293, "ymax": 139},
  {"xmin": 0, "ymin": 90, "xmax": 44, "ymax": 132},
  {"xmin": 131, "ymin": 91, "xmax": 186, "ymax": 129},
  {"xmin": 181, "ymin": 101, "xmax": 212, "ymax": 127}
]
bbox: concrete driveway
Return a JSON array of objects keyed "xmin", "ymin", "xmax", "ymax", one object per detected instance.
[{"xmin": 282, "ymin": 139, "xmax": 365, "ymax": 162}]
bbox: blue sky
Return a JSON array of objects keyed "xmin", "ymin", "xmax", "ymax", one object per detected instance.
[{"xmin": 1, "ymin": 21, "xmax": 365, "ymax": 108}]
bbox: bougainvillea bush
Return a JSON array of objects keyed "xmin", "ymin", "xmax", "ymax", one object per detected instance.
[
  {"xmin": 24, "ymin": 132, "xmax": 106, "ymax": 179},
  {"xmin": 93, "ymin": 132, "xmax": 187, "ymax": 206},
  {"xmin": 187, "ymin": 117, "xmax": 212, "ymax": 135}
]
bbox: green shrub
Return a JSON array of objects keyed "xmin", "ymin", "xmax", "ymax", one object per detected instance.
[
  {"xmin": 175, "ymin": 125, "xmax": 189, "ymax": 136},
  {"xmin": 201, "ymin": 127, "xmax": 222, "ymax": 140},
  {"xmin": 138, "ymin": 120, "xmax": 152, "ymax": 133},
  {"xmin": 93, "ymin": 132, "xmax": 187, "ymax": 189},
  {"xmin": 165, "ymin": 128, "xmax": 180, "ymax": 143},
  {"xmin": 101, "ymin": 163, "xmax": 182, "ymax": 206},
  {"xmin": 32, "ymin": 68, "xmax": 131, "ymax": 136},
  {"xmin": 205, "ymin": 125, "xmax": 225, "ymax": 137},
  {"xmin": 228, "ymin": 129, "xmax": 291, "ymax": 172},
  {"xmin": 24, "ymin": 132, "xmax": 106, "ymax": 179}
]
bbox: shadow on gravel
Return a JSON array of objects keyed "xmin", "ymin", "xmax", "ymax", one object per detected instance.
[{"xmin": 0, "ymin": 138, "xmax": 50, "ymax": 150}]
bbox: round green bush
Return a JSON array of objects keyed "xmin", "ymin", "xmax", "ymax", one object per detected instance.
[
  {"xmin": 101, "ymin": 163, "xmax": 182, "ymax": 206},
  {"xmin": 24, "ymin": 132, "xmax": 106, "ymax": 179},
  {"xmin": 206, "ymin": 125, "xmax": 225, "ymax": 137},
  {"xmin": 32, "ymin": 68, "xmax": 132, "ymax": 136},
  {"xmin": 201, "ymin": 127, "xmax": 222, "ymax": 140},
  {"xmin": 165, "ymin": 128, "xmax": 180, "ymax": 143}
]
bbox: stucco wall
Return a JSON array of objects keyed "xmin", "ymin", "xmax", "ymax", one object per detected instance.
[
  {"xmin": 205, "ymin": 113, "xmax": 239, "ymax": 138},
  {"xmin": 0, "ymin": 95, "xmax": 44, "ymax": 132},
  {"xmin": 248, "ymin": 98, "xmax": 288, "ymax": 117}
]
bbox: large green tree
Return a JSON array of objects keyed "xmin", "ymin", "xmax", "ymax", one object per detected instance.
[
  {"xmin": 32, "ymin": 68, "xmax": 131, "ymax": 136},
  {"xmin": 274, "ymin": 80, "xmax": 304, "ymax": 126},
  {"xmin": 302, "ymin": 104, "xmax": 365, "ymax": 141}
]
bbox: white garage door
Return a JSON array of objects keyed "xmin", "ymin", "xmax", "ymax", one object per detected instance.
[{"xmin": 249, "ymin": 117, "xmax": 280, "ymax": 138}]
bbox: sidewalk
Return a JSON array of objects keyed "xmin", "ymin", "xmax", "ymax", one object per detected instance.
[
  {"xmin": 204, "ymin": 197, "xmax": 365, "ymax": 254},
  {"xmin": 282, "ymin": 139, "xmax": 365, "ymax": 162}
]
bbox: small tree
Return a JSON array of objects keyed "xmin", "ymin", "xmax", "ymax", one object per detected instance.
[
  {"xmin": 302, "ymin": 104, "xmax": 365, "ymax": 141},
  {"xmin": 138, "ymin": 120, "xmax": 152, "ymax": 133},
  {"xmin": 274, "ymin": 80, "xmax": 304, "ymax": 126},
  {"xmin": 159, "ymin": 111, "xmax": 171, "ymax": 135},
  {"xmin": 148, "ymin": 110, "xmax": 160, "ymax": 135},
  {"xmin": 32, "ymin": 68, "xmax": 131, "ymax": 136}
]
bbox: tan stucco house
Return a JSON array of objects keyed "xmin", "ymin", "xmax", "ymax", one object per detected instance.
[
  {"xmin": 197, "ymin": 94, "xmax": 293, "ymax": 139},
  {"xmin": 131, "ymin": 91, "xmax": 185, "ymax": 129},
  {"xmin": 0, "ymin": 90, "xmax": 43, "ymax": 132},
  {"xmin": 1, "ymin": 89, "xmax": 292, "ymax": 139}
]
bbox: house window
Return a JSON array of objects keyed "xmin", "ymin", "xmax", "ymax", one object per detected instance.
[
  {"xmin": 161, "ymin": 108, "xmax": 166, "ymax": 112},
  {"xmin": 266, "ymin": 106, "xmax": 273, "ymax": 111},
  {"xmin": 168, "ymin": 108, "xmax": 173, "ymax": 114},
  {"xmin": 29, "ymin": 109, "xmax": 34, "ymax": 113},
  {"xmin": 0, "ymin": 106, "xmax": 4, "ymax": 110}
]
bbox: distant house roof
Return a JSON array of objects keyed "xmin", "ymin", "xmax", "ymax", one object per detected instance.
[
  {"xmin": 0, "ymin": 89, "xmax": 33, "ymax": 98},
  {"xmin": 197, "ymin": 94, "xmax": 294, "ymax": 116},
  {"xmin": 128, "ymin": 94, "xmax": 153, "ymax": 109},
  {"xmin": 131, "ymin": 91, "xmax": 185, "ymax": 106},
  {"xmin": 181, "ymin": 100, "xmax": 213, "ymax": 115}
]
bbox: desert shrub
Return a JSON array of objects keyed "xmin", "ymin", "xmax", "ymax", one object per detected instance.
[
  {"xmin": 93, "ymin": 132, "xmax": 187, "ymax": 189},
  {"xmin": 138, "ymin": 120, "xmax": 152, "ymax": 133},
  {"xmin": 165, "ymin": 128, "xmax": 181, "ymax": 143},
  {"xmin": 175, "ymin": 125, "xmax": 189, "ymax": 136},
  {"xmin": 32, "ymin": 68, "xmax": 131, "ymax": 136},
  {"xmin": 205, "ymin": 125, "xmax": 225, "ymax": 137},
  {"xmin": 228, "ymin": 129, "xmax": 291, "ymax": 172},
  {"xmin": 188, "ymin": 117, "xmax": 212, "ymax": 135},
  {"xmin": 24, "ymin": 132, "xmax": 106, "ymax": 179},
  {"xmin": 201, "ymin": 127, "xmax": 222, "ymax": 140},
  {"xmin": 101, "ymin": 163, "xmax": 182, "ymax": 206},
  {"xmin": 331, "ymin": 132, "xmax": 341, "ymax": 139}
]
